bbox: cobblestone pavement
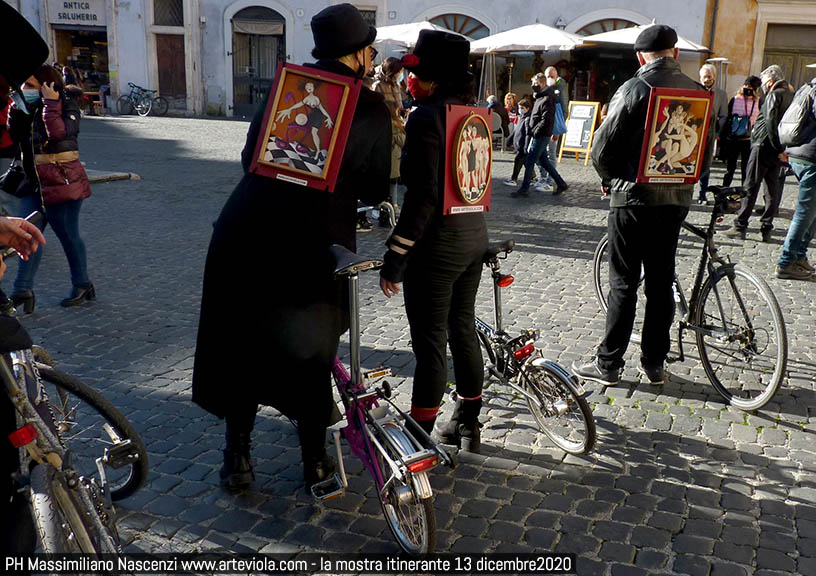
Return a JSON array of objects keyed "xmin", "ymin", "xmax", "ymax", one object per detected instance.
[{"xmin": 9, "ymin": 115, "xmax": 815, "ymax": 575}]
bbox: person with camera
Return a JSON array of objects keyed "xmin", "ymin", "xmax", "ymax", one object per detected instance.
[{"xmin": 720, "ymin": 76, "xmax": 762, "ymax": 189}]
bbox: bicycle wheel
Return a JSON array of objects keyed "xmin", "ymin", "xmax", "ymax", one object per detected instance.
[
  {"xmin": 374, "ymin": 422, "xmax": 436, "ymax": 554},
  {"xmin": 151, "ymin": 96, "xmax": 170, "ymax": 116},
  {"xmin": 593, "ymin": 234, "xmax": 647, "ymax": 343},
  {"xmin": 694, "ymin": 264, "xmax": 787, "ymax": 411},
  {"xmin": 35, "ymin": 362, "xmax": 149, "ymax": 500},
  {"xmin": 30, "ymin": 464, "xmax": 119, "ymax": 554},
  {"xmin": 521, "ymin": 362, "xmax": 596, "ymax": 454},
  {"xmin": 116, "ymin": 96, "xmax": 133, "ymax": 115},
  {"xmin": 135, "ymin": 95, "xmax": 153, "ymax": 117}
]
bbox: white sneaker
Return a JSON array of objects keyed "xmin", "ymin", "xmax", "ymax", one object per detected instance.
[
  {"xmin": 503, "ymin": 178, "xmax": 517, "ymax": 186},
  {"xmin": 534, "ymin": 183, "xmax": 553, "ymax": 193}
]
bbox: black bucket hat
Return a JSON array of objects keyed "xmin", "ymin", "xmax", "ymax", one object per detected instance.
[
  {"xmin": 311, "ymin": 3, "xmax": 377, "ymax": 60},
  {"xmin": 0, "ymin": 3, "xmax": 49, "ymax": 89},
  {"xmin": 401, "ymin": 30, "xmax": 472, "ymax": 84}
]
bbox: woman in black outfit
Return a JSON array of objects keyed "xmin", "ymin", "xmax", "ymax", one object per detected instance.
[{"xmin": 380, "ymin": 31, "xmax": 488, "ymax": 453}]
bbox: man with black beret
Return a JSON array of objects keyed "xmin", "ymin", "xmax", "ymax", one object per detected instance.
[
  {"xmin": 573, "ymin": 24, "xmax": 714, "ymax": 387},
  {"xmin": 193, "ymin": 3, "xmax": 391, "ymax": 493}
]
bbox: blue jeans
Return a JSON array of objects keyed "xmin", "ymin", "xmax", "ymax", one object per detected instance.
[
  {"xmin": 14, "ymin": 195, "xmax": 89, "ymax": 292},
  {"xmin": 518, "ymin": 136, "xmax": 567, "ymax": 194},
  {"xmin": 540, "ymin": 138, "xmax": 559, "ymax": 186},
  {"xmin": 778, "ymin": 160, "xmax": 816, "ymax": 268}
]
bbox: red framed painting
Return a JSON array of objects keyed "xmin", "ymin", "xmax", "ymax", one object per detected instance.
[
  {"xmin": 249, "ymin": 63, "xmax": 362, "ymax": 193},
  {"xmin": 443, "ymin": 106, "xmax": 492, "ymax": 215},
  {"xmin": 636, "ymin": 87, "xmax": 714, "ymax": 184}
]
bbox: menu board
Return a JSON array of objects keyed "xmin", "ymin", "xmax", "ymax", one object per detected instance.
[{"xmin": 559, "ymin": 101, "xmax": 600, "ymax": 165}]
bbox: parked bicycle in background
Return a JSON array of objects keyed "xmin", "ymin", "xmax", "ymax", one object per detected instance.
[{"xmin": 117, "ymin": 82, "xmax": 169, "ymax": 117}]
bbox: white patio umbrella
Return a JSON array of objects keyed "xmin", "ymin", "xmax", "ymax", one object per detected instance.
[
  {"xmin": 583, "ymin": 24, "xmax": 709, "ymax": 52},
  {"xmin": 469, "ymin": 23, "xmax": 584, "ymax": 54},
  {"xmin": 373, "ymin": 21, "xmax": 468, "ymax": 49}
]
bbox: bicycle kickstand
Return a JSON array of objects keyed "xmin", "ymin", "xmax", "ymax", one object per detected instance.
[{"xmin": 667, "ymin": 324, "xmax": 686, "ymax": 364}]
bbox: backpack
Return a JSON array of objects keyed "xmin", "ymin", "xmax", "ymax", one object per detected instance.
[{"xmin": 779, "ymin": 80, "xmax": 816, "ymax": 147}]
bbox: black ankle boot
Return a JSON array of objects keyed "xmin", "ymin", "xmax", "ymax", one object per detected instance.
[
  {"xmin": 298, "ymin": 423, "xmax": 337, "ymax": 490},
  {"xmin": 10, "ymin": 290, "xmax": 35, "ymax": 314},
  {"xmin": 438, "ymin": 398, "xmax": 483, "ymax": 453},
  {"xmin": 60, "ymin": 282, "xmax": 95, "ymax": 307},
  {"xmin": 220, "ymin": 430, "xmax": 254, "ymax": 492},
  {"xmin": 303, "ymin": 453, "xmax": 337, "ymax": 490}
]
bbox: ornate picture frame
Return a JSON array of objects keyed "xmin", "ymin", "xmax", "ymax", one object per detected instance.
[
  {"xmin": 249, "ymin": 63, "xmax": 362, "ymax": 192},
  {"xmin": 637, "ymin": 87, "xmax": 713, "ymax": 184}
]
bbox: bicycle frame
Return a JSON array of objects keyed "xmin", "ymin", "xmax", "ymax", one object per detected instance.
[
  {"xmin": 669, "ymin": 191, "xmax": 757, "ymax": 363},
  {"xmin": 2, "ymin": 351, "xmax": 118, "ymax": 551},
  {"xmin": 317, "ymin": 266, "xmax": 453, "ymax": 502}
]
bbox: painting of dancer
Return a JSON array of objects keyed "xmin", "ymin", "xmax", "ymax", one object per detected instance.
[
  {"xmin": 453, "ymin": 113, "xmax": 492, "ymax": 204},
  {"xmin": 250, "ymin": 63, "xmax": 361, "ymax": 192},
  {"xmin": 638, "ymin": 88, "xmax": 712, "ymax": 184}
]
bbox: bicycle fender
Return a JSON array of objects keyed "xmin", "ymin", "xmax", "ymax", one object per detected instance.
[{"xmin": 529, "ymin": 357, "xmax": 587, "ymax": 397}]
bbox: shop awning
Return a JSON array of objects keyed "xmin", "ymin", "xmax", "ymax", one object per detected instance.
[
  {"xmin": 232, "ymin": 20, "xmax": 284, "ymax": 36},
  {"xmin": 373, "ymin": 21, "xmax": 469, "ymax": 49},
  {"xmin": 582, "ymin": 24, "xmax": 709, "ymax": 53},
  {"xmin": 469, "ymin": 24, "xmax": 583, "ymax": 54}
]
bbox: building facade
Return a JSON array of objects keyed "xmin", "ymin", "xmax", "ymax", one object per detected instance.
[
  {"xmin": 14, "ymin": 1, "xmax": 811, "ymax": 118},
  {"xmin": 704, "ymin": 0, "xmax": 816, "ymax": 95}
]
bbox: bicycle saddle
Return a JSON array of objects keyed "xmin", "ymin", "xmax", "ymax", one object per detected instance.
[
  {"xmin": 330, "ymin": 244, "xmax": 382, "ymax": 277},
  {"xmin": 482, "ymin": 239, "xmax": 515, "ymax": 263}
]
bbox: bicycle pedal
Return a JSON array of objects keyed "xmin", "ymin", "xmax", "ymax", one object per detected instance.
[
  {"xmin": 311, "ymin": 473, "xmax": 345, "ymax": 501},
  {"xmin": 103, "ymin": 440, "xmax": 140, "ymax": 469},
  {"xmin": 363, "ymin": 367, "xmax": 391, "ymax": 380}
]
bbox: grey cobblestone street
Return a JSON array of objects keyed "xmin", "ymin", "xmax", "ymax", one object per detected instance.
[{"xmin": 9, "ymin": 115, "xmax": 815, "ymax": 575}]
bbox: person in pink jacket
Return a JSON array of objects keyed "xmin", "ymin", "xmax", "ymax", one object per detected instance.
[{"xmin": 720, "ymin": 75, "xmax": 762, "ymax": 187}]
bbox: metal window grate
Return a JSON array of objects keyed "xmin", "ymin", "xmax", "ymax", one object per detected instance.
[
  {"xmin": 359, "ymin": 10, "xmax": 376, "ymax": 26},
  {"xmin": 154, "ymin": 0, "xmax": 184, "ymax": 27}
]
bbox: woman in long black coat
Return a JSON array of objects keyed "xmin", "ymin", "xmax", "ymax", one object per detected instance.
[{"xmin": 192, "ymin": 4, "xmax": 391, "ymax": 492}]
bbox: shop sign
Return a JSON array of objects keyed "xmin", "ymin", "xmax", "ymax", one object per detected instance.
[{"xmin": 48, "ymin": 0, "xmax": 107, "ymax": 27}]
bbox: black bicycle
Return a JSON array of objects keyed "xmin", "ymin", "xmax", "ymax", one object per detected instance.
[
  {"xmin": 117, "ymin": 82, "xmax": 169, "ymax": 117},
  {"xmin": 592, "ymin": 186, "xmax": 787, "ymax": 410},
  {"xmin": 477, "ymin": 240, "xmax": 596, "ymax": 454}
]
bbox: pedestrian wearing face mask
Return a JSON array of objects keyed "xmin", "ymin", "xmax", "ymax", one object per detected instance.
[
  {"xmin": 539, "ymin": 66, "xmax": 569, "ymax": 192},
  {"xmin": 7, "ymin": 65, "xmax": 94, "ymax": 313},
  {"xmin": 724, "ymin": 65, "xmax": 794, "ymax": 241},
  {"xmin": 696, "ymin": 63, "xmax": 729, "ymax": 204},
  {"xmin": 511, "ymin": 72, "xmax": 569, "ymax": 198},
  {"xmin": 720, "ymin": 76, "xmax": 762, "ymax": 188},
  {"xmin": 379, "ymin": 30, "xmax": 488, "ymax": 453}
]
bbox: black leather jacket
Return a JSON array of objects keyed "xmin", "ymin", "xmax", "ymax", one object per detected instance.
[
  {"xmin": 751, "ymin": 80, "xmax": 794, "ymax": 155},
  {"xmin": 591, "ymin": 57, "xmax": 712, "ymax": 208}
]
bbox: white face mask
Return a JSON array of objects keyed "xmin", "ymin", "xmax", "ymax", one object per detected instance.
[{"xmin": 546, "ymin": 77, "xmax": 556, "ymax": 87}]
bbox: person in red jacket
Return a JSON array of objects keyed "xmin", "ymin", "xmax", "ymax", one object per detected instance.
[{"xmin": 8, "ymin": 65, "xmax": 94, "ymax": 312}]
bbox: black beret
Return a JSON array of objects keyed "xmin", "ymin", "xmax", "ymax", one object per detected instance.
[
  {"xmin": 0, "ymin": 3, "xmax": 49, "ymax": 88},
  {"xmin": 634, "ymin": 24, "xmax": 678, "ymax": 52}
]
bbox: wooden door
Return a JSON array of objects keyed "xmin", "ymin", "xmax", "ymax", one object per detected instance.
[{"xmin": 156, "ymin": 34, "xmax": 186, "ymax": 103}]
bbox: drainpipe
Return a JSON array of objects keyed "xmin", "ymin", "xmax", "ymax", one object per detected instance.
[{"xmin": 708, "ymin": 0, "xmax": 719, "ymax": 55}]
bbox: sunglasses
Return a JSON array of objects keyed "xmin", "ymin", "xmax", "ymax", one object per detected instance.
[{"xmin": 369, "ymin": 46, "xmax": 378, "ymax": 60}]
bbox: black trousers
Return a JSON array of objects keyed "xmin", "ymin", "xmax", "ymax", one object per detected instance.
[
  {"xmin": 597, "ymin": 205, "xmax": 689, "ymax": 371},
  {"xmin": 404, "ymin": 224, "xmax": 488, "ymax": 413},
  {"xmin": 721, "ymin": 139, "xmax": 751, "ymax": 187},
  {"xmin": 511, "ymin": 151, "xmax": 526, "ymax": 181},
  {"xmin": 735, "ymin": 145, "xmax": 784, "ymax": 231}
]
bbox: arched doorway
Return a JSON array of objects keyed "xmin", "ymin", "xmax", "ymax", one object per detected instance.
[
  {"xmin": 231, "ymin": 6, "xmax": 285, "ymax": 119},
  {"xmin": 429, "ymin": 14, "xmax": 490, "ymax": 40}
]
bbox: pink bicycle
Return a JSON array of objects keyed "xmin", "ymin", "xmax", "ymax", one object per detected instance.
[{"xmin": 310, "ymin": 245, "xmax": 456, "ymax": 554}]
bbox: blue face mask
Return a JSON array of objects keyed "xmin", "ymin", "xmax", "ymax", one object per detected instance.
[{"xmin": 22, "ymin": 89, "xmax": 41, "ymax": 104}]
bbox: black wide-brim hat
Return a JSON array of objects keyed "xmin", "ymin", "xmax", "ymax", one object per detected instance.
[
  {"xmin": 0, "ymin": 3, "xmax": 49, "ymax": 88},
  {"xmin": 401, "ymin": 30, "xmax": 472, "ymax": 85},
  {"xmin": 311, "ymin": 3, "xmax": 377, "ymax": 60}
]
